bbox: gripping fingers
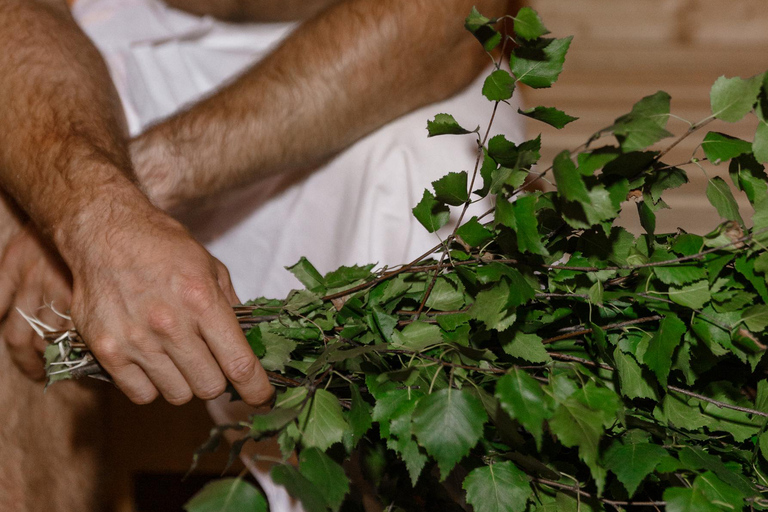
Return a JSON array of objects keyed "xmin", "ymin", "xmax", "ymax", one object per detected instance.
[
  {"xmin": 138, "ymin": 352, "xmax": 195, "ymax": 406},
  {"xmin": 162, "ymin": 335, "xmax": 228, "ymax": 401},
  {"xmin": 200, "ymin": 298, "xmax": 273, "ymax": 406},
  {"xmin": 91, "ymin": 339, "xmax": 159, "ymax": 404}
]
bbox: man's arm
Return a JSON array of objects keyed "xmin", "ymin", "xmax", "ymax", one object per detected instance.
[
  {"xmin": 132, "ymin": 0, "xmax": 512, "ymax": 210},
  {"xmin": 0, "ymin": 0, "xmax": 272, "ymax": 405}
]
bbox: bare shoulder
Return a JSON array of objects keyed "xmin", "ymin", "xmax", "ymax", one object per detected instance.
[{"xmin": 160, "ymin": 0, "xmax": 342, "ymax": 22}]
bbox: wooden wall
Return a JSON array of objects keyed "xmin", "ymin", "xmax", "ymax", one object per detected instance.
[{"xmin": 522, "ymin": 0, "xmax": 768, "ymax": 233}]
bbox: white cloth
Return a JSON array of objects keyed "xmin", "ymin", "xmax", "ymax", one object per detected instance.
[{"xmin": 71, "ymin": 0, "xmax": 525, "ymax": 509}]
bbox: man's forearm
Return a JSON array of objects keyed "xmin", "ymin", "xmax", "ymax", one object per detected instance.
[
  {"xmin": 0, "ymin": 0, "xmax": 153, "ymax": 265},
  {"xmin": 134, "ymin": 0, "xmax": 511, "ymax": 210}
]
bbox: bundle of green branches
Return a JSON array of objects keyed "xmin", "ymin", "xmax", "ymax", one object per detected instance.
[{"xmin": 41, "ymin": 7, "xmax": 768, "ymax": 512}]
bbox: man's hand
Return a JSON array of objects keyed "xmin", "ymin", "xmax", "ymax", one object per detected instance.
[
  {"xmin": 0, "ymin": 0, "xmax": 273, "ymax": 405},
  {"xmin": 61, "ymin": 195, "xmax": 273, "ymax": 405},
  {"xmin": 0, "ymin": 225, "xmax": 73, "ymax": 381}
]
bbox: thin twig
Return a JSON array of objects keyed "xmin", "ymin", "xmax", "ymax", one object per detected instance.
[
  {"xmin": 541, "ymin": 315, "xmax": 663, "ymax": 345},
  {"xmin": 533, "ymin": 477, "xmax": 666, "ymax": 508},
  {"xmin": 655, "ymin": 117, "xmax": 714, "ymax": 161},
  {"xmin": 667, "ymin": 385, "xmax": 768, "ymax": 418},
  {"xmin": 388, "ymin": 349, "xmax": 507, "ymax": 374},
  {"xmin": 547, "ymin": 353, "xmax": 768, "ymax": 418}
]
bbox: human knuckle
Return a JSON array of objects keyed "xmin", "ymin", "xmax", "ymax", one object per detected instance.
[
  {"xmin": 146, "ymin": 306, "xmax": 179, "ymax": 335},
  {"xmin": 92, "ymin": 337, "xmax": 125, "ymax": 366},
  {"xmin": 166, "ymin": 389, "xmax": 194, "ymax": 406},
  {"xmin": 178, "ymin": 277, "xmax": 216, "ymax": 310},
  {"xmin": 223, "ymin": 354, "xmax": 257, "ymax": 383},
  {"xmin": 130, "ymin": 388, "xmax": 158, "ymax": 405},
  {"xmin": 196, "ymin": 377, "xmax": 227, "ymax": 401}
]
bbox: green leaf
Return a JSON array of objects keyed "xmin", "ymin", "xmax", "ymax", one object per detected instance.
[
  {"xmin": 463, "ymin": 461, "xmax": 532, "ymax": 512},
  {"xmin": 636, "ymin": 199, "xmax": 655, "ymax": 234},
  {"xmin": 348, "ymin": 384, "xmax": 372, "ymax": 447},
  {"xmin": 510, "ymin": 36, "xmax": 572, "ymax": 89},
  {"xmin": 502, "ymin": 332, "xmax": 551, "ymax": 364},
  {"xmin": 579, "ymin": 184, "xmax": 624, "ymax": 229},
  {"xmin": 285, "ymin": 257, "xmax": 325, "ymax": 292},
  {"xmin": 299, "ymin": 448, "xmax": 350, "ymax": 512},
  {"xmin": 496, "ymin": 194, "xmax": 549, "ymax": 256},
  {"xmin": 412, "ymin": 388, "xmax": 488, "ymax": 479},
  {"xmin": 735, "ymin": 255, "xmax": 768, "ymax": 302},
  {"xmin": 425, "ymin": 276, "xmax": 465, "ymax": 311},
  {"xmin": 643, "ymin": 314, "xmax": 686, "ymax": 387},
  {"xmin": 696, "ymin": 472, "xmax": 745, "ymax": 511},
  {"xmin": 391, "ymin": 435, "xmax": 428, "ymax": 486},
  {"xmin": 391, "ymin": 321, "xmax": 443, "ymax": 352},
  {"xmin": 251, "ymin": 406, "xmax": 301, "ymax": 437},
  {"xmin": 604, "ymin": 442, "xmax": 667, "ymax": 497},
  {"xmin": 700, "ymin": 384, "xmax": 762, "ymax": 442},
  {"xmin": 490, "ymin": 168, "xmax": 527, "ymax": 195},
  {"xmin": 432, "ymin": 171, "xmax": 469, "ymax": 206},
  {"xmin": 706, "ymin": 177, "xmax": 744, "ymax": 225},
  {"xmin": 710, "ymin": 74, "xmax": 763, "ymax": 122},
  {"xmin": 756, "ymin": 379, "xmax": 768, "ymax": 413},
  {"xmin": 754, "ymin": 113, "xmax": 768, "ymax": 163},
  {"xmin": 701, "ymin": 132, "xmax": 753, "ymax": 164},
  {"xmin": 324, "ymin": 264, "xmax": 374, "ymax": 290},
  {"xmin": 668, "ymin": 280, "xmax": 711, "ymax": 310},
  {"xmin": 553, "ymin": 150, "xmax": 590, "ymax": 203},
  {"xmin": 578, "ymin": 148, "xmax": 621, "ymax": 176},
  {"xmin": 470, "ymin": 280, "xmax": 516, "ymax": 331},
  {"xmin": 742, "ymin": 304, "xmax": 768, "ymax": 332},
  {"xmin": 759, "ymin": 431, "xmax": 768, "ymax": 461},
  {"xmin": 245, "ymin": 326, "xmax": 265, "ymax": 358},
  {"xmin": 588, "ymin": 280, "xmax": 604, "ymax": 305},
  {"xmin": 299, "ymin": 389, "xmax": 349, "ymax": 451},
  {"xmin": 184, "ymin": 478, "xmax": 267, "ymax": 512},
  {"xmin": 475, "ymin": 149, "xmax": 497, "ymax": 197},
  {"xmin": 606, "ymin": 91, "xmax": 673, "ymax": 152},
  {"xmin": 271, "ymin": 465, "xmax": 327, "ymax": 512},
  {"xmin": 664, "ymin": 485, "xmax": 721, "ymax": 512},
  {"xmin": 678, "ymin": 446, "xmax": 756, "ymax": 496},
  {"xmin": 613, "ymin": 348, "xmax": 656, "ymax": 400},
  {"xmin": 482, "ymin": 69, "xmax": 516, "ymax": 101},
  {"xmin": 412, "ymin": 189, "xmax": 450, "ymax": 233},
  {"xmin": 660, "ymin": 394, "xmax": 710, "ymax": 430},
  {"xmin": 487, "ymin": 134, "xmax": 519, "ymax": 166},
  {"xmin": 518, "ymin": 106, "xmax": 578, "ymax": 129},
  {"xmin": 647, "ymin": 166, "xmax": 688, "ymax": 203},
  {"xmin": 457, "ymin": 217, "xmax": 494, "ymax": 247},
  {"xmin": 548, "ymin": 394, "xmax": 608, "ymax": 491},
  {"xmin": 259, "ymin": 326, "xmax": 297, "ymax": 372},
  {"xmin": 513, "ymin": 7, "xmax": 548, "ymax": 40},
  {"xmin": 495, "ymin": 368, "xmax": 554, "ymax": 448},
  {"xmin": 465, "ymin": 7, "xmax": 501, "ymax": 52},
  {"xmin": 427, "ymin": 113, "xmax": 473, "ymax": 137},
  {"xmin": 652, "ymin": 264, "xmax": 707, "ymax": 286}
]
